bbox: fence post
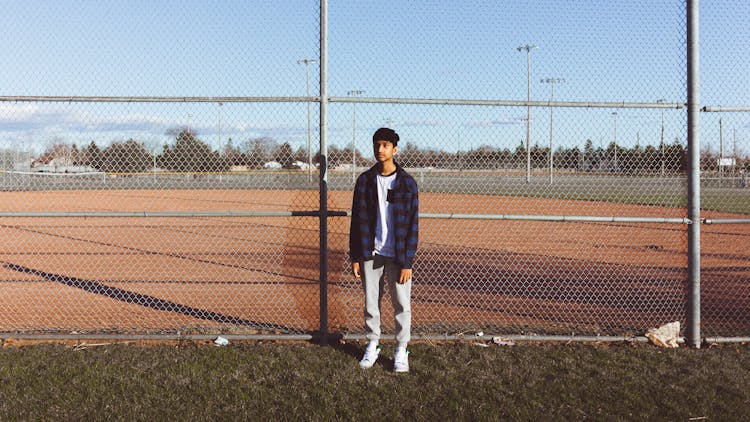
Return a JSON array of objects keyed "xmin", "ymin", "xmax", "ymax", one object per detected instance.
[
  {"xmin": 318, "ymin": 0, "xmax": 329, "ymax": 346},
  {"xmin": 686, "ymin": 0, "xmax": 701, "ymax": 348}
]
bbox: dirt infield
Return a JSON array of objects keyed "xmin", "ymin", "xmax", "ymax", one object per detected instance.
[{"xmin": 0, "ymin": 189, "xmax": 748, "ymax": 336}]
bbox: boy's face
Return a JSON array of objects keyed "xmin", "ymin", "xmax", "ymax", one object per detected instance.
[{"xmin": 373, "ymin": 140, "xmax": 397, "ymax": 164}]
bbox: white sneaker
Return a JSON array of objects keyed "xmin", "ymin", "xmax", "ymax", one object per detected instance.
[
  {"xmin": 359, "ymin": 343, "xmax": 380, "ymax": 369},
  {"xmin": 394, "ymin": 347, "xmax": 409, "ymax": 373}
]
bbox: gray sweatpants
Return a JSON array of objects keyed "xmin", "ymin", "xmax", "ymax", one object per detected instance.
[{"xmin": 360, "ymin": 255, "xmax": 412, "ymax": 347}]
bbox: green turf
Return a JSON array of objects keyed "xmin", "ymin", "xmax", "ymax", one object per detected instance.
[{"xmin": 0, "ymin": 341, "xmax": 748, "ymax": 420}]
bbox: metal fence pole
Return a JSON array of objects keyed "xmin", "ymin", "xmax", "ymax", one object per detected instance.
[
  {"xmin": 687, "ymin": 0, "xmax": 701, "ymax": 348},
  {"xmin": 318, "ymin": 0, "xmax": 329, "ymax": 346}
]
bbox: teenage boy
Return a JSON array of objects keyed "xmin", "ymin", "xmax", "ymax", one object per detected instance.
[{"xmin": 349, "ymin": 127, "xmax": 419, "ymax": 372}]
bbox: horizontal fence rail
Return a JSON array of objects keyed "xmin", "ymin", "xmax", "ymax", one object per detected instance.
[
  {"xmin": 331, "ymin": 97, "xmax": 685, "ymax": 109},
  {"xmin": 702, "ymin": 218, "xmax": 750, "ymax": 224},
  {"xmin": 1, "ymin": 95, "xmax": 685, "ymax": 110},
  {"xmin": 0, "ymin": 211, "xmax": 343, "ymax": 218},
  {"xmin": 0, "ymin": 96, "xmax": 319, "ymax": 103},
  {"xmin": 0, "ymin": 210, "xmax": 690, "ymax": 224},
  {"xmin": 420, "ymin": 213, "xmax": 691, "ymax": 224},
  {"xmin": 701, "ymin": 106, "xmax": 750, "ymax": 112}
]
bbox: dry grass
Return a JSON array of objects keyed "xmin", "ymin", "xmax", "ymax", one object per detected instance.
[{"xmin": 0, "ymin": 340, "xmax": 749, "ymax": 420}]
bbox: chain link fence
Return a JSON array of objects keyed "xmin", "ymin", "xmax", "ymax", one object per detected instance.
[
  {"xmin": 0, "ymin": 1, "xmax": 747, "ymax": 341},
  {"xmin": 0, "ymin": 1, "xmax": 323, "ymax": 336},
  {"xmin": 697, "ymin": 0, "xmax": 750, "ymax": 339}
]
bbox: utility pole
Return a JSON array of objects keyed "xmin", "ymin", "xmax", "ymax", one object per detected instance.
[
  {"xmin": 298, "ymin": 58, "xmax": 317, "ymax": 182},
  {"xmin": 734, "ymin": 127, "xmax": 738, "ymax": 184},
  {"xmin": 720, "ymin": 117, "xmax": 723, "ymax": 184},
  {"xmin": 348, "ymin": 90, "xmax": 365, "ymax": 184},
  {"xmin": 657, "ymin": 99, "xmax": 666, "ymax": 176},
  {"xmin": 517, "ymin": 44, "xmax": 538, "ymax": 183},
  {"xmin": 612, "ymin": 112, "xmax": 618, "ymax": 172},
  {"xmin": 218, "ymin": 102, "xmax": 223, "ymax": 156},
  {"xmin": 541, "ymin": 77, "xmax": 564, "ymax": 184},
  {"xmin": 218, "ymin": 102, "xmax": 223, "ymax": 181}
]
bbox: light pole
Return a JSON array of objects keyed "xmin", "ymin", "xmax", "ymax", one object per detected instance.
[
  {"xmin": 218, "ymin": 102, "xmax": 223, "ymax": 181},
  {"xmin": 734, "ymin": 127, "xmax": 738, "ymax": 184},
  {"xmin": 611, "ymin": 111, "xmax": 618, "ymax": 172},
  {"xmin": 218, "ymin": 102, "xmax": 223, "ymax": 155},
  {"xmin": 517, "ymin": 44, "xmax": 538, "ymax": 183},
  {"xmin": 298, "ymin": 58, "xmax": 317, "ymax": 182},
  {"xmin": 152, "ymin": 143, "xmax": 157, "ymax": 181},
  {"xmin": 348, "ymin": 90, "xmax": 365, "ymax": 184},
  {"xmin": 541, "ymin": 77, "xmax": 564, "ymax": 184},
  {"xmin": 657, "ymin": 99, "xmax": 666, "ymax": 176},
  {"xmin": 734, "ymin": 127, "xmax": 738, "ymax": 175},
  {"xmin": 719, "ymin": 117, "xmax": 724, "ymax": 183}
]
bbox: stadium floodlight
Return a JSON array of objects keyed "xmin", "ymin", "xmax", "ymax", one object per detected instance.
[
  {"xmin": 517, "ymin": 44, "xmax": 538, "ymax": 183},
  {"xmin": 298, "ymin": 58, "xmax": 317, "ymax": 182},
  {"xmin": 657, "ymin": 98, "xmax": 666, "ymax": 176},
  {"xmin": 348, "ymin": 90, "xmax": 365, "ymax": 184},
  {"xmin": 541, "ymin": 77, "xmax": 565, "ymax": 184},
  {"xmin": 612, "ymin": 111, "xmax": 618, "ymax": 172}
]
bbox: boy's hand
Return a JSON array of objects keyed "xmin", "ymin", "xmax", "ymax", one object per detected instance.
[
  {"xmin": 399, "ymin": 269, "xmax": 412, "ymax": 284},
  {"xmin": 352, "ymin": 262, "xmax": 360, "ymax": 278}
]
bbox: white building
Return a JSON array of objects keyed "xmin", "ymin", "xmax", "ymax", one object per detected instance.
[{"xmin": 263, "ymin": 161, "xmax": 282, "ymax": 169}]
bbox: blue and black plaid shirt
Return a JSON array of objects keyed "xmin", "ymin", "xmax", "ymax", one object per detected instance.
[{"xmin": 349, "ymin": 163, "xmax": 419, "ymax": 269}]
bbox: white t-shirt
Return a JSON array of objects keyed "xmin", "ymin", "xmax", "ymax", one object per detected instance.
[{"xmin": 373, "ymin": 171, "xmax": 397, "ymax": 257}]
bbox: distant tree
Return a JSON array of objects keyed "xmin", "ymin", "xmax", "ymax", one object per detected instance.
[
  {"xmin": 642, "ymin": 145, "xmax": 659, "ymax": 173},
  {"xmin": 243, "ymin": 137, "xmax": 277, "ymax": 169},
  {"xmin": 555, "ymin": 146, "xmax": 580, "ymax": 170},
  {"xmin": 326, "ymin": 145, "xmax": 345, "ymax": 168},
  {"xmin": 294, "ymin": 146, "xmax": 309, "ymax": 165},
  {"xmin": 274, "ymin": 142, "xmax": 295, "ymax": 169},
  {"xmin": 101, "ymin": 139, "xmax": 152, "ymax": 173},
  {"xmin": 581, "ymin": 139, "xmax": 596, "ymax": 171},
  {"xmin": 513, "ymin": 141, "xmax": 527, "ymax": 169},
  {"xmin": 223, "ymin": 138, "xmax": 243, "ymax": 166},
  {"xmin": 39, "ymin": 140, "xmax": 74, "ymax": 166},
  {"xmin": 81, "ymin": 141, "xmax": 104, "ymax": 169},
  {"xmin": 529, "ymin": 144, "xmax": 548, "ymax": 169},
  {"xmin": 161, "ymin": 128, "xmax": 228, "ymax": 172},
  {"xmin": 398, "ymin": 143, "xmax": 418, "ymax": 167},
  {"xmin": 156, "ymin": 143, "xmax": 170, "ymax": 169},
  {"xmin": 70, "ymin": 144, "xmax": 81, "ymax": 165},
  {"xmin": 666, "ymin": 140, "xmax": 687, "ymax": 173}
]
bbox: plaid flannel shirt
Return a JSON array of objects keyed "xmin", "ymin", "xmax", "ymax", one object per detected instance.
[{"xmin": 349, "ymin": 162, "xmax": 419, "ymax": 269}]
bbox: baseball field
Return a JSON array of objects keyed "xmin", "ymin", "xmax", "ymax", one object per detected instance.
[{"xmin": 0, "ymin": 182, "xmax": 748, "ymax": 337}]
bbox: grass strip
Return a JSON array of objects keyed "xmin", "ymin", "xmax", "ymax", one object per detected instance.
[{"xmin": 0, "ymin": 341, "xmax": 748, "ymax": 420}]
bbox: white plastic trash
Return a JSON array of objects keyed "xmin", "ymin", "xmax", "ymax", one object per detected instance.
[
  {"xmin": 492, "ymin": 337, "xmax": 516, "ymax": 346},
  {"xmin": 214, "ymin": 336, "xmax": 229, "ymax": 346},
  {"xmin": 645, "ymin": 321, "xmax": 681, "ymax": 348}
]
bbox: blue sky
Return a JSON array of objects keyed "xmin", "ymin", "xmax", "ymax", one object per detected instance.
[{"xmin": 0, "ymin": 1, "xmax": 748, "ymax": 156}]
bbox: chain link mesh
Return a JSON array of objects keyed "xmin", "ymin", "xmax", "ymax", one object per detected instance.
[
  {"xmin": 697, "ymin": 0, "xmax": 750, "ymax": 338},
  {"xmin": 0, "ymin": 1, "xmax": 747, "ymax": 339},
  {"xmin": 0, "ymin": 2, "xmax": 321, "ymax": 335},
  {"xmin": 327, "ymin": 1, "xmax": 690, "ymax": 338}
]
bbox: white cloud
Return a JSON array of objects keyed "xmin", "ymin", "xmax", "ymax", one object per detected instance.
[{"xmin": 0, "ymin": 104, "xmax": 306, "ymax": 146}]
